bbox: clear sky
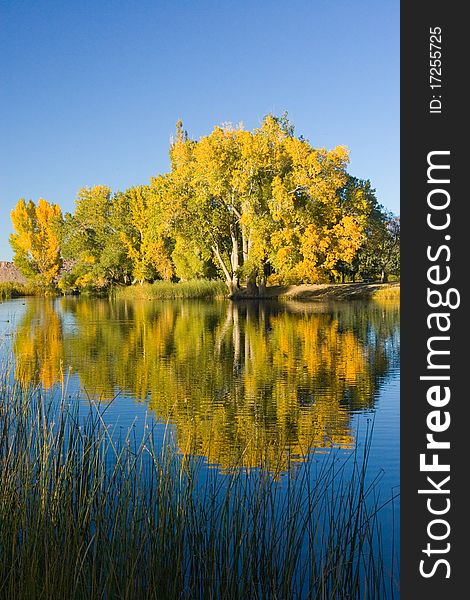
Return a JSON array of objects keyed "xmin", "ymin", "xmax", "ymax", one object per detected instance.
[{"xmin": 0, "ymin": 0, "xmax": 399, "ymax": 261}]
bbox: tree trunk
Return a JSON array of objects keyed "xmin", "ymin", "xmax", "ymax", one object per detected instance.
[
  {"xmin": 212, "ymin": 243, "xmax": 239, "ymax": 295},
  {"xmin": 258, "ymin": 280, "xmax": 266, "ymax": 297},
  {"xmin": 381, "ymin": 269, "xmax": 388, "ymax": 283},
  {"xmin": 246, "ymin": 272, "xmax": 258, "ymax": 296},
  {"xmin": 242, "ymin": 227, "xmax": 249, "ymax": 264},
  {"xmin": 229, "ymin": 224, "xmax": 240, "ymax": 293},
  {"xmin": 230, "ymin": 224, "xmax": 239, "ymax": 270}
]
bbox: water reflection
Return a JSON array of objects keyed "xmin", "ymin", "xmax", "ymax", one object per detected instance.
[
  {"xmin": 12, "ymin": 297, "xmax": 399, "ymax": 469},
  {"xmin": 13, "ymin": 299, "xmax": 65, "ymax": 389}
]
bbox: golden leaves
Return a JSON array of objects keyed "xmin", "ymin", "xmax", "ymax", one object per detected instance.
[
  {"xmin": 10, "ymin": 198, "xmax": 63, "ymax": 287},
  {"xmin": 10, "ymin": 115, "xmax": 385, "ymax": 291}
]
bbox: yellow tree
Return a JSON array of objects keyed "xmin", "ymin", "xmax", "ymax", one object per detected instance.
[
  {"xmin": 268, "ymin": 142, "xmax": 376, "ymax": 283},
  {"xmin": 166, "ymin": 119, "xmax": 232, "ymax": 290},
  {"xmin": 10, "ymin": 198, "xmax": 63, "ymax": 287},
  {"xmin": 165, "ymin": 115, "xmax": 370, "ymax": 291},
  {"xmin": 234, "ymin": 117, "xmax": 291, "ymax": 291},
  {"xmin": 115, "ymin": 184, "xmax": 174, "ymax": 285},
  {"xmin": 166, "ymin": 117, "xmax": 291, "ymax": 293}
]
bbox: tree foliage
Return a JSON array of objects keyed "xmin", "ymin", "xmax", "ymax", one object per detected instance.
[
  {"xmin": 9, "ymin": 115, "xmax": 399, "ymax": 293},
  {"xmin": 357, "ymin": 211, "xmax": 400, "ymax": 283},
  {"xmin": 114, "ymin": 184, "xmax": 174, "ymax": 285},
  {"xmin": 10, "ymin": 198, "xmax": 63, "ymax": 288}
]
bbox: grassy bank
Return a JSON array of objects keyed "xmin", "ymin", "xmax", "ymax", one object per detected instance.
[
  {"xmin": 233, "ymin": 282, "xmax": 400, "ymax": 302},
  {"xmin": 113, "ymin": 279, "xmax": 227, "ymax": 300},
  {"xmin": 0, "ymin": 378, "xmax": 397, "ymax": 599},
  {"xmin": 0, "ymin": 282, "xmax": 38, "ymax": 300},
  {"xmin": 113, "ymin": 280, "xmax": 399, "ymax": 303},
  {"xmin": 1, "ymin": 279, "xmax": 399, "ymax": 304}
]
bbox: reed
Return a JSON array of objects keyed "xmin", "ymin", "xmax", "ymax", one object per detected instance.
[
  {"xmin": 113, "ymin": 279, "xmax": 227, "ymax": 300},
  {"xmin": 0, "ymin": 282, "xmax": 38, "ymax": 299},
  {"xmin": 0, "ymin": 376, "xmax": 398, "ymax": 599},
  {"xmin": 372, "ymin": 285, "xmax": 400, "ymax": 303}
]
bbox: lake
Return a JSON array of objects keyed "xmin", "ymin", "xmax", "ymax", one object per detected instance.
[{"xmin": 0, "ymin": 295, "xmax": 400, "ymax": 595}]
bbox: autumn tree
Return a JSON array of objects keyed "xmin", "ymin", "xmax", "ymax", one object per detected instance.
[
  {"xmin": 358, "ymin": 211, "xmax": 400, "ymax": 282},
  {"xmin": 10, "ymin": 115, "xmax": 398, "ymax": 293},
  {"xmin": 10, "ymin": 198, "xmax": 63, "ymax": 287},
  {"xmin": 165, "ymin": 114, "xmax": 365, "ymax": 293},
  {"xmin": 332, "ymin": 177, "xmax": 382, "ymax": 282},
  {"xmin": 264, "ymin": 126, "xmax": 358, "ymax": 284},
  {"xmin": 164, "ymin": 122, "xmax": 244, "ymax": 293},
  {"xmin": 171, "ymin": 235, "xmax": 213, "ymax": 281},
  {"xmin": 59, "ymin": 185, "xmax": 130, "ymax": 291},
  {"xmin": 114, "ymin": 183, "xmax": 174, "ymax": 284}
]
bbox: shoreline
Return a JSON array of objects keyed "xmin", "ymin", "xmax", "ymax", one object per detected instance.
[
  {"xmin": 1, "ymin": 280, "xmax": 400, "ymax": 302},
  {"xmin": 231, "ymin": 282, "xmax": 400, "ymax": 301}
]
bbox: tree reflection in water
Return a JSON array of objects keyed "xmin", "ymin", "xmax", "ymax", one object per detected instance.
[{"xmin": 12, "ymin": 297, "xmax": 399, "ymax": 470}]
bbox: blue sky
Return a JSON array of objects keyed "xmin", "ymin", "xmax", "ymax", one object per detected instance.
[{"xmin": 0, "ymin": 0, "xmax": 399, "ymax": 260}]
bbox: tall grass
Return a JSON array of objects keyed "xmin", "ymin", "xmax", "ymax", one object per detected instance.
[
  {"xmin": 113, "ymin": 279, "xmax": 227, "ymax": 300},
  {"xmin": 372, "ymin": 285, "xmax": 400, "ymax": 303},
  {"xmin": 0, "ymin": 377, "xmax": 398, "ymax": 599},
  {"xmin": 0, "ymin": 282, "xmax": 38, "ymax": 300}
]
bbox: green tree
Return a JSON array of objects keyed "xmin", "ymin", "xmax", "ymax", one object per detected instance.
[
  {"xmin": 59, "ymin": 186, "xmax": 130, "ymax": 291},
  {"xmin": 333, "ymin": 177, "xmax": 381, "ymax": 282},
  {"xmin": 358, "ymin": 211, "xmax": 400, "ymax": 282},
  {"xmin": 171, "ymin": 235, "xmax": 213, "ymax": 280}
]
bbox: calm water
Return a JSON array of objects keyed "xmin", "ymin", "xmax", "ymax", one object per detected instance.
[{"xmin": 0, "ymin": 295, "xmax": 400, "ymax": 582}]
